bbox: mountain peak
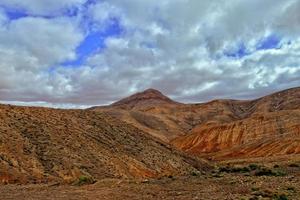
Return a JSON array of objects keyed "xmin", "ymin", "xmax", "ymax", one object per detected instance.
[
  {"xmin": 111, "ymin": 88, "xmax": 179, "ymax": 108},
  {"xmin": 143, "ymin": 88, "xmax": 162, "ymax": 94}
]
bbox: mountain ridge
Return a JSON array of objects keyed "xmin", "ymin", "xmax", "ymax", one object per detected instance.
[
  {"xmin": 91, "ymin": 86, "xmax": 300, "ymax": 160},
  {"xmin": 0, "ymin": 86, "xmax": 299, "ymax": 185},
  {"xmin": 110, "ymin": 88, "xmax": 181, "ymax": 109}
]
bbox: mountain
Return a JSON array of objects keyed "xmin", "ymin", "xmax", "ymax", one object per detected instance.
[
  {"xmin": 1, "ymin": 87, "xmax": 299, "ymax": 184},
  {"xmin": 92, "ymin": 87, "xmax": 300, "ymax": 160},
  {"xmin": 90, "ymin": 89, "xmax": 187, "ymax": 142},
  {"xmin": 0, "ymin": 104, "xmax": 210, "ymax": 184},
  {"xmin": 111, "ymin": 88, "xmax": 180, "ymax": 109},
  {"xmin": 172, "ymin": 87, "xmax": 300, "ymax": 160}
]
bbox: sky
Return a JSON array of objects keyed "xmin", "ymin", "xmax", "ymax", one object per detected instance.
[{"xmin": 0, "ymin": 0, "xmax": 299, "ymax": 108}]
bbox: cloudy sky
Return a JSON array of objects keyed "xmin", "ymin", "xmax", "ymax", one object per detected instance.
[{"xmin": 0, "ymin": 0, "xmax": 299, "ymax": 108}]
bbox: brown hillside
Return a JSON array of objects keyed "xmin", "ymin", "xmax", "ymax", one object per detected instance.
[
  {"xmin": 172, "ymin": 87, "xmax": 300, "ymax": 160},
  {"xmin": 90, "ymin": 89, "xmax": 187, "ymax": 142},
  {"xmin": 0, "ymin": 104, "xmax": 209, "ymax": 184}
]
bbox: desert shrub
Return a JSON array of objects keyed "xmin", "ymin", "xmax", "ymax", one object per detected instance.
[
  {"xmin": 254, "ymin": 168, "xmax": 286, "ymax": 177},
  {"xmin": 251, "ymin": 187, "xmax": 259, "ymax": 192},
  {"xmin": 252, "ymin": 189, "xmax": 288, "ymax": 199},
  {"xmin": 288, "ymin": 163, "xmax": 299, "ymax": 168},
  {"xmin": 218, "ymin": 166, "xmax": 231, "ymax": 173},
  {"xmin": 254, "ymin": 168, "xmax": 276, "ymax": 176},
  {"xmin": 211, "ymin": 173, "xmax": 223, "ymax": 178},
  {"xmin": 74, "ymin": 175, "xmax": 96, "ymax": 186},
  {"xmin": 190, "ymin": 171, "xmax": 200, "ymax": 177},
  {"xmin": 274, "ymin": 193, "xmax": 288, "ymax": 200},
  {"xmin": 249, "ymin": 164, "xmax": 259, "ymax": 170},
  {"xmin": 275, "ymin": 170, "xmax": 287, "ymax": 176},
  {"xmin": 286, "ymin": 186, "xmax": 296, "ymax": 192},
  {"xmin": 168, "ymin": 175, "xmax": 174, "ymax": 179},
  {"xmin": 218, "ymin": 166, "xmax": 250, "ymax": 173},
  {"xmin": 242, "ymin": 167, "xmax": 251, "ymax": 173},
  {"xmin": 249, "ymin": 197, "xmax": 259, "ymax": 200},
  {"xmin": 273, "ymin": 164, "xmax": 280, "ymax": 168}
]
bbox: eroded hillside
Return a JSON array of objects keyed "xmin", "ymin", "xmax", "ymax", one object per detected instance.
[
  {"xmin": 0, "ymin": 105, "xmax": 209, "ymax": 184},
  {"xmin": 92, "ymin": 87, "xmax": 300, "ymax": 160}
]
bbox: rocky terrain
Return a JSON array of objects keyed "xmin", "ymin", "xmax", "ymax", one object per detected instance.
[
  {"xmin": 1, "ymin": 160, "xmax": 300, "ymax": 199},
  {"xmin": 172, "ymin": 87, "xmax": 300, "ymax": 160},
  {"xmin": 0, "ymin": 104, "xmax": 209, "ymax": 184},
  {"xmin": 1, "ymin": 87, "xmax": 300, "ymax": 199}
]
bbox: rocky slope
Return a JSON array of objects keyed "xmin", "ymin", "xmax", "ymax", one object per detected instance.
[
  {"xmin": 90, "ymin": 89, "xmax": 187, "ymax": 142},
  {"xmin": 0, "ymin": 104, "xmax": 209, "ymax": 184},
  {"xmin": 172, "ymin": 87, "xmax": 300, "ymax": 160}
]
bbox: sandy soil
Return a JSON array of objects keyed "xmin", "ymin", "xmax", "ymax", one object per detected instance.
[{"xmin": 1, "ymin": 171, "xmax": 299, "ymax": 200}]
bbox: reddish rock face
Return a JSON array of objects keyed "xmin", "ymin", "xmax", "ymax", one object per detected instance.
[
  {"xmin": 92, "ymin": 87, "xmax": 300, "ymax": 160},
  {"xmin": 172, "ymin": 87, "xmax": 300, "ymax": 160}
]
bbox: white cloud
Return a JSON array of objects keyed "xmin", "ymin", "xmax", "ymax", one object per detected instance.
[
  {"xmin": 0, "ymin": 15, "xmax": 83, "ymax": 103},
  {"xmin": 0, "ymin": 0, "xmax": 300, "ymax": 107},
  {"xmin": 0, "ymin": 17, "xmax": 83, "ymax": 70}
]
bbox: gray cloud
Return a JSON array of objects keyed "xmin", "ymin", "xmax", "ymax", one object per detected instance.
[{"xmin": 0, "ymin": 0, "xmax": 299, "ymax": 107}]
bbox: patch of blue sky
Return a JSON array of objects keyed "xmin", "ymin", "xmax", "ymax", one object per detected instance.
[
  {"xmin": 256, "ymin": 34, "xmax": 281, "ymax": 50},
  {"xmin": 141, "ymin": 41, "xmax": 156, "ymax": 49},
  {"xmin": 223, "ymin": 34, "xmax": 283, "ymax": 60},
  {"xmin": 3, "ymin": 8, "xmax": 28, "ymax": 20},
  {"xmin": 62, "ymin": 17, "xmax": 123, "ymax": 67},
  {"xmin": 2, "ymin": 2, "xmax": 87, "ymax": 20},
  {"xmin": 63, "ymin": 7, "xmax": 80, "ymax": 18},
  {"xmin": 224, "ymin": 43, "xmax": 250, "ymax": 59}
]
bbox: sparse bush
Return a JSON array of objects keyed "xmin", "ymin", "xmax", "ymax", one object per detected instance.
[
  {"xmin": 274, "ymin": 193, "xmax": 288, "ymax": 200},
  {"xmin": 252, "ymin": 189, "xmax": 274, "ymax": 198},
  {"xmin": 218, "ymin": 166, "xmax": 231, "ymax": 173},
  {"xmin": 254, "ymin": 167, "xmax": 286, "ymax": 177},
  {"xmin": 251, "ymin": 187, "xmax": 259, "ymax": 192},
  {"xmin": 251, "ymin": 189, "xmax": 288, "ymax": 199},
  {"xmin": 165, "ymin": 175, "xmax": 176, "ymax": 181},
  {"xmin": 211, "ymin": 173, "xmax": 223, "ymax": 178},
  {"xmin": 288, "ymin": 163, "xmax": 299, "ymax": 168},
  {"xmin": 249, "ymin": 164, "xmax": 259, "ymax": 170},
  {"xmin": 74, "ymin": 175, "xmax": 96, "ymax": 186},
  {"xmin": 190, "ymin": 171, "xmax": 200, "ymax": 177},
  {"xmin": 273, "ymin": 164, "xmax": 280, "ymax": 168},
  {"xmin": 275, "ymin": 170, "xmax": 287, "ymax": 177},
  {"xmin": 286, "ymin": 186, "xmax": 296, "ymax": 192},
  {"xmin": 218, "ymin": 166, "xmax": 250, "ymax": 173}
]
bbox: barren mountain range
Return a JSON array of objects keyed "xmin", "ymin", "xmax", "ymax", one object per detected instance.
[
  {"xmin": 0, "ymin": 87, "xmax": 299, "ymax": 184},
  {"xmin": 92, "ymin": 87, "xmax": 300, "ymax": 160}
]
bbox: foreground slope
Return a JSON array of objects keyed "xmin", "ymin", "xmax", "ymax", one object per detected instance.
[{"xmin": 0, "ymin": 104, "xmax": 209, "ymax": 184}]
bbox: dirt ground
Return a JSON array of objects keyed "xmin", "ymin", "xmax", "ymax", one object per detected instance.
[{"xmin": 1, "ymin": 170, "xmax": 299, "ymax": 200}]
